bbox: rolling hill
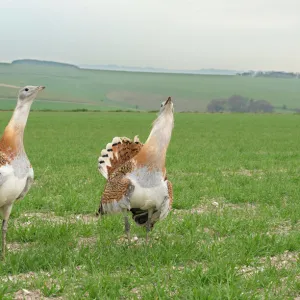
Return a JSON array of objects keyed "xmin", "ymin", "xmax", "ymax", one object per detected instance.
[{"xmin": 0, "ymin": 61, "xmax": 299, "ymax": 112}]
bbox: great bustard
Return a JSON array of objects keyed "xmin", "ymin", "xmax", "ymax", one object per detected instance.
[
  {"xmin": 97, "ymin": 97, "xmax": 174, "ymax": 241},
  {"xmin": 0, "ymin": 85, "xmax": 45, "ymax": 259}
]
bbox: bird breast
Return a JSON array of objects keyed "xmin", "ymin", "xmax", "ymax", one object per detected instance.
[
  {"xmin": 127, "ymin": 167, "xmax": 168, "ymax": 210},
  {"xmin": 0, "ymin": 155, "xmax": 33, "ymax": 208}
]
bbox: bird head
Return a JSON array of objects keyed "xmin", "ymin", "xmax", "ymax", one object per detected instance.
[
  {"xmin": 159, "ymin": 97, "xmax": 174, "ymax": 115},
  {"xmin": 18, "ymin": 86, "xmax": 45, "ymax": 103}
]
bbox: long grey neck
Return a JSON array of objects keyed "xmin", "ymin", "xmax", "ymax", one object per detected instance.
[{"xmin": 11, "ymin": 100, "xmax": 32, "ymax": 127}]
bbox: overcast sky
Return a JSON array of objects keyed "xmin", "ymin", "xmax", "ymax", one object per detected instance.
[{"xmin": 0, "ymin": 0, "xmax": 299, "ymax": 71}]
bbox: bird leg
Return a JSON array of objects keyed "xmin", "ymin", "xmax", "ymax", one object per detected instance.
[
  {"xmin": 2, "ymin": 220, "xmax": 8, "ymax": 261},
  {"xmin": 123, "ymin": 210, "xmax": 131, "ymax": 241},
  {"xmin": 1, "ymin": 204, "xmax": 13, "ymax": 261},
  {"xmin": 122, "ymin": 184, "xmax": 135, "ymax": 242},
  {"xmin": 124, "ymin": 215, "xmax": 130, "ymax": 241},
  {"xmin": 146, "ymin": 209, "xmax": 154, "ymax": 243}
]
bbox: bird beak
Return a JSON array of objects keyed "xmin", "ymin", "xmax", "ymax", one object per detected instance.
[
  {"xmin": 165, "ymin": 97, "xmax": 172, "ymax": 105},
  {"xmin": 38, "ymin": 86, "xmax": 45, "ymax": 91}
]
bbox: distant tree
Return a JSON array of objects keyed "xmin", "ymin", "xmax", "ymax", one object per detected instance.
[
  {"xmin": 282, "ymin": 104, "xmax": 287, "ymax": 110},
  {"xmin": 249, "ymin": 100, "xmax": 274, "ymax": 113},
  {"xmin": 207, "ymin": 95, "xmax": 274, "ymax": 113},
  {"xmin": 227, "ymin": 95, "xmax": 249, "ymax": 112},
  {"xmin": 248, "ymin": 99, "xmax": 255, "ymax": 112},
  {"xmin": 207, "ymin": 99, "xmax": 226, "ymax": 112}
]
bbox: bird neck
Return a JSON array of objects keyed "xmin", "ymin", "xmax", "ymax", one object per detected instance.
[
  {"xmin": 0, "ymin": 99, "xmax": 32, "ymax": 155},
  {"xmin": 10, "ymin": 99, "xmax": 33, "ymax": 128},
  {"xmin": 135, "ymin": 112, "xmax": 174, "ymax": 169}
]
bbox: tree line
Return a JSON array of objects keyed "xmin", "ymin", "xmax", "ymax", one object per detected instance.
[{"xmin": 207, "ymin": 95, "xmax": 274, "ymax": 113}]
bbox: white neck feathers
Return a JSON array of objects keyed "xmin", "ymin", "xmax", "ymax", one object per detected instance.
[
  {"xmin": 10, "ymin": 99, "xmax": 33, "ymax": 128},
  {"xmin": 146, "ymin": 112, "xmax": 174, "ymax": 151}
]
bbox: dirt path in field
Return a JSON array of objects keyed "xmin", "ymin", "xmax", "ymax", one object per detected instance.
[
  {"xmin": 0, "ymin": 97, "xmax": 104, "ymax": 106},
  {"xmin": 0, "ymin": 83, "xmax": 20, "ymax": 89}
]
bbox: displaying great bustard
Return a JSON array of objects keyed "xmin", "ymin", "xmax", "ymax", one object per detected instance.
[
  {"xmin": 97, "ymin": 97, "xmax": 174, "ymax": 241},
  {"xmin": 0, "ymin": 85, "xmax": 45, "ymax": 259}
]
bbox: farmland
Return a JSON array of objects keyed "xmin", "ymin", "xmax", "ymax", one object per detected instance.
[
  {"xmin": 0, "ymin": 63, "xmax": 300, "ymax": 112},
  {"xmin": 0, "ymin": 111, "xmax": 300, "ymax": 299}
]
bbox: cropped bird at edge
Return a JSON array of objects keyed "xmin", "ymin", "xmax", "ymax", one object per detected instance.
[
  {"xmin": 97, "ymin": 97, "xmax": 174, "ymax": 241},
  {"xmin": 0, "ymin": 85, "xmax": 45, "ymax": 259}
]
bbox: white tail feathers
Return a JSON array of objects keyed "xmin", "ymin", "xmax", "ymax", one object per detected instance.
[
  {"xmin": 112, "ymin": 137, "xmax": 122, "ymax": 146},
  {"xmin": 98, "ymin": 158, "xmax": 107, "ymax": 179},
  {"xmin": 98, "ymin": 147, "xmax": 113, "ymax": 179},
  {"xmin": 97, "ymin": 135, "xmax": 143, "ymax": 179},
  {"xmin": 98, "ymin": 148, "xmax": 112, "ymax": 178},
  {"xmin": 134, "ymin": 135, "xmax": 140, "ymax": 144},
  {"xmin": 105, "ymin": 143, "xmax": 113, "ymax": 159},
  {"xmin": 121, "ymin": 137, "xmax": 131, "ymax": 143},
  {"xmin": 101, "ymin": 150, "xmax": 111, "ymax": 167}
]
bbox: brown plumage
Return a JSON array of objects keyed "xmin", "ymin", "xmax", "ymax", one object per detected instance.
[
  {"xmin": 0, "ymin": 127, "xmax": 20, "ymax": 163},
  {"xmin": 0, "ymin": 152, "xmax": 10, "ymax": 168},
  {"xmin": 107, "ymin": 137, "xmax": 142, "ymax": 178},
  {"xmin": 98, "ymin": 138, "xmax": 173, "ymax": 213},
  {"xmin": 98, "ymin": 140, "xmax": 140, "ymax": 211},
  {"xmin": 97, "ymin": 97, "xmax": 174, "ymax": 241}
]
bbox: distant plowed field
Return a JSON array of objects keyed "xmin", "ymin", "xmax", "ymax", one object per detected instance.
[{"xmin": 0, "ymin": 63, "xmax": 299, "ymax": 111}]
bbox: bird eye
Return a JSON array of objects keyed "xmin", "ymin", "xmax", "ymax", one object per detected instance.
[{"xmin": 25, "ymin": 88, "xmax": 29, "ymax": 92}]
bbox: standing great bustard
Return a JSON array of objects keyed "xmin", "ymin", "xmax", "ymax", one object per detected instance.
[
  {"xmin": 0, "ymin": 85, "xmax": 45, "ymax": 259},
  {"xmin": 97, "ymin": 97, "xmax": 174, "ymax": 241}
]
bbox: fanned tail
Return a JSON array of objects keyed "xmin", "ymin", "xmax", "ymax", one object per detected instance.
[{"xmin": 98, "ymin": 135, "xmax": 143, "ymax": 179}]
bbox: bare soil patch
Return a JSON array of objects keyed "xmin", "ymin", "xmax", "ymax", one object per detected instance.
[
  {"xmin": 14, "ymin": 289, "xmax": 65, "ymax": 300},
  {"xmin": 116, "ymin": 235, "xmax": 146, "ymax": 247},
  {"xmin": 237, "ymin": 251, "xmax": 299, "ymax": 277},
  {"xmin": 106, "ymin": 90, "xmax": 206, "ymax": 112},
  {"xmin": 1, "ymin": 271, "xmax": 50, "ymax": 284},
  {"xmin": 14, "ymin": 213, "xmax": 98, "ymax": 228},
  {"xmin": 261, "ymin": 251, "xmax": 299, "ymax": 269},
  {"xmin": 14, "ymin": 289, "xmax": 42, "ymax": 300},
  {"xmin": 0, "ymin": 83, "xmax": 20, "ymax": 89},
  {"xmin": 173, "ymin": 198, "xmax": 256, "ymax": 216},
  {"xmin": 267, "ymin": 221, "xmax": 300, "ymax": 236},
  {"xmin": 171, "ymin": 171, "xmax": 205, "ymax": 177},
  {"xmin": 78, "ymin": 236, "xmax": 97, "ymax": 247},
  {"xmin": 7, "ymin": 242, "xmax": 35, "ymax": 253},
  {"xmin": 106, "ymin": 90, "xmax": 163, "ymax": 110},
  {"xmin": 222, "ymin": 168, "xmax": 264, "ymax": 178}
]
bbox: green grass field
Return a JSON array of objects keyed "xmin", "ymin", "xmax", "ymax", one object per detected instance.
[
  {"xmin": 1, "ymin": 63, "xmax": 300, "ymax": 112},
  {"xmin": 0, "ymin": 111, "xmax": 299, "ymax": 299}
]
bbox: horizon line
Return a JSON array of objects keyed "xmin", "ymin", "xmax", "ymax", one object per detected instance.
[{"xmin": 1, "ymin": 58, "xmax": 299, "ymax": 74}]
